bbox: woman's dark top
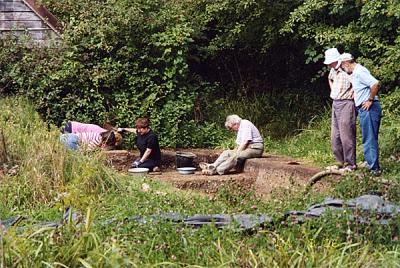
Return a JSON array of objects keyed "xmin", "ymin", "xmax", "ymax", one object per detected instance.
[{"xmin": 135, "ymin": 129, "xmax": 161, "ymax": 164}]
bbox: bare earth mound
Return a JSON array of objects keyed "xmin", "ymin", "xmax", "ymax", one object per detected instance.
[{"xmin": 104, "ymin": 149, "xmax": 333, "ymax": 199}]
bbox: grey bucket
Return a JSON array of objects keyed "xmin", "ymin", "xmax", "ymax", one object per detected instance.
[{"xmin": 176, "ymin": 152, "xmax": 196, "ymax": 168}]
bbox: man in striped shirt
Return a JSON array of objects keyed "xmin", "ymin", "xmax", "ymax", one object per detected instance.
[{"xmin": 324, "ymin": 48, "xmax": 356, "ymax": 171}]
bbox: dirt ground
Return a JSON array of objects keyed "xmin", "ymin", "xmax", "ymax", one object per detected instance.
[{"xmin": 104, "ymin": 149, "xmax": 337, "ymax": 199}]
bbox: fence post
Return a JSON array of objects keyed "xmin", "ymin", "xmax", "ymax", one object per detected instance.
[{"xmin": 0, "ymin": 128, "xmax": 8, "ymax": 164}]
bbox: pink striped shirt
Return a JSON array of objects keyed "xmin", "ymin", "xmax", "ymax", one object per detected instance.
[
  {"xmin": 71, "ymin": 121, "xmax": 106, "ymax": 134},
  {"xmin": 77, "ymin": 132, "xmax": 103, "ymax": 150}
]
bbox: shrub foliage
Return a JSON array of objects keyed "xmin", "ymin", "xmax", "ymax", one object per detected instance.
[{"xmin": 0, "ymin": 0, "xmax": 399, "ymax": 147}]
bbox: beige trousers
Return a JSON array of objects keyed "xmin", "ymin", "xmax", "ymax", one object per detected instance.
[{"xmin": 212, "ymin": 143, "xmax": 264, "ymax": 175}]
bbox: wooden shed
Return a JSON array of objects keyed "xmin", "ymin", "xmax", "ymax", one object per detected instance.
[{"xmin": 0, "ymin": 0, "xmax": 61, "ymax": 44}]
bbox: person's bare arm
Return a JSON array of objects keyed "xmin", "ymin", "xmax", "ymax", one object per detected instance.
[
  {"xmin": 362, "ymin": 82, "xmax": 379, "ymax": 110},
  {"xmin": 328, "ymin": 78, "xmax": 333, "ymax": 90},
  {"xmin": 118, "ymin": 127, "xmax": 136, "ymax": 133},
  {"xmin": 236, "ymin": 140, "xmax": 250, "ymax": 155},
  {"xmin": 140, "ymin": 148, "xmax": 152, "ymax": 163}
]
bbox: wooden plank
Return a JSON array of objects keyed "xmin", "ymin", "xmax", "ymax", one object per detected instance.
[
  {"xmin": 0, "ymin": 20, "xmax": 46, "ymax": 29},
  {"xmin": 0, "ymin": 2, "xmax": 30, "ymax": 12},
  {"xmin": 1, "ymin": 27, "xmax": 53, "ymax": 31},
  {"xmin": 0, "ymin": 29, "xmax": 57, "ymax": 40},
  {"xmin": 0, "ymin": 11, "xmax": 42, "ymax": 21}
]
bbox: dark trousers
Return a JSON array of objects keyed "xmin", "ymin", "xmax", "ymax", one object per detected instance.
[
  {"xmin": 137, "ymin": 159, "xmax": 159, "ymax": 171},
  {"xmin": 331, "ymin": 100, "xmax": 356, "ymax": 166},
  {"xmin": 61, "ymin": 121, "xmax": 72, "ymax": 133}
]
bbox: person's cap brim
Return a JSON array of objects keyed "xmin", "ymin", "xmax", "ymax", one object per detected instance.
[{"xmin": 324, "ymin": 59, "xmax": 339, "ymax": 65}]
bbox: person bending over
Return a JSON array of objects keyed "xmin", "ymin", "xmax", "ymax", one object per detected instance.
[
  {"xmin": 61, "ymin": 121, "xmax": 107, "ymax": 134},
  {"xmin": 200, "ymin": 114, "xmax": 264, "ymax": 175},
  {"xmin": 130, "ymin": 118, "xmax": 161, "ymax": 172},
  {"xmin": 61, "ymin": 121, "xmax": 122, "ymax": 149},
  {"xmin": 60, "ymin": 130, "xmax": 117, "ymax": 151}
]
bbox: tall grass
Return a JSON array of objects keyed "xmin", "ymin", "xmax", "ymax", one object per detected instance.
[
  {"xmin": 206, "ymin": 89, "xmax": 327, "ymax": 139},
  {"xmin": 0, "ymin": 97, "xmax": 121, "ymax": 210},
  {"xmin": 1, "ymin": 96, "xmax": 400, "ymax": 267}
]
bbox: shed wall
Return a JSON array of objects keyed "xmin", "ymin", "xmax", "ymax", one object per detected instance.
[{"xmin": 0, "ymin": 0, "xmax": 59, "ymax": 42}]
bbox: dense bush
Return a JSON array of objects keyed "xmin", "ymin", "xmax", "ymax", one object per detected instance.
[
  {"xmin": 0, "ymin": 0, "xmax": 320, "ymax": 149},
  {"xmin": 0, "ymin": 0, "xmax": 399, "ymax": 148},
  {"xmin": 1, "ymin": 0, "xmax": 205, "ymax": 147},
  {"xmin": 282, "ymin": 0, "xmax": 400, "ymax": 92}
]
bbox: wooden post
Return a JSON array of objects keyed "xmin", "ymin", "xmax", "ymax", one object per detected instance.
[{"xmin": 0, "ymin": 128, "xmax": 8, "ymax": 164}]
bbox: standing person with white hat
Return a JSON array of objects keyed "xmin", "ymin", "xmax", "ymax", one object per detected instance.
[
  {"xmin": 339, "ymin": 53, "xmax": 382, "ymax": 176},
  {"xmin": 323, "ymin": 48, "xmax": 357, "ymax": 171}
]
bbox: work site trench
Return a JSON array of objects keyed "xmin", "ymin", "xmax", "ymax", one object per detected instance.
[{"xmin": 104, "ymin": 149, "xmax": 334, "ymax": 199}]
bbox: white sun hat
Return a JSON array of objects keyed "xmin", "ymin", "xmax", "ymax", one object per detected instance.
[
  {"xmin": 336, "ymin": 52, "xmax": 353, "ymax": 69},
  {"xmin": 323, "ymin": 48, "xmax": 341, "ymax": 64},
  {"xmin": 338, "ymin": 52, "xmax": 353, "ymax": 62}
]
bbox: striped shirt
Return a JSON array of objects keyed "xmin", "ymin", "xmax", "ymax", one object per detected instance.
[
  {"xmin": 235, "ymin": 120, "xmax": 263, "ymax": 146},
  {"xmin": 328, "ymin": 68, "xmax": 353, "ymax": 100},
  {"xmin": 71, "ymin": 121, "xmax": 106, "ymax": 134},
  {"xmin": 77, "ymin": 132, "xmax": 103, "ymax": 150}
]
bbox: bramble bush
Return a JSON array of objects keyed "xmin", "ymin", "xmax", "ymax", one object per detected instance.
[
  {"xmin": 0, "ymin": 0, "xmax": 209, "ymax": 148},
  {"xmin": 1, "ymin": 0, "xmax": 399, "ymax": 149}
]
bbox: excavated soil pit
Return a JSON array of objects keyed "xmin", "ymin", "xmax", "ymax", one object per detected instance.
[{"xmin": 104, "ymin": 149, "xmax": 335, "ymax": 198}]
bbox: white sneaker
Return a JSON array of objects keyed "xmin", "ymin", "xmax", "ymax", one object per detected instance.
[
  {"xmin": 358, "ymin": 161, "xmax": 370, "ymax": 169},
  {"xmin": 153, "ymin": 166, "xmax": 160, "ymax": 172},
  {"xmin": 326, "ymin": 165, "xmax": 340, "ymax": 171},
  {"xmin": 199, "ymin": 162, "xmax": 208, "ymax": 170},
  {"xmin": 199, "ymin": 162, "xmax": 215, "ymax": 171},
  {"xmin": 339, "ymin": 165, "xmax": 356, "ymax": 172}
]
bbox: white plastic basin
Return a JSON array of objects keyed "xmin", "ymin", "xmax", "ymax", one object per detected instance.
[
  {"xmin": 128, "ymin": 168, "xmax": 149, "ymax": 176},
  {"xmin": 177, "ymin": 167, "xmax": 196, "ymax": 175}
]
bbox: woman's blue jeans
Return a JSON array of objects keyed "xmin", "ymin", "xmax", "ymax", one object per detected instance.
[
  {"xmin": 60, "ymin": 133, "xmax": 79, "ymax": 150},
  {"xmin": 357, "ymin": 101, "xmax": 382, "ymax": 171}
]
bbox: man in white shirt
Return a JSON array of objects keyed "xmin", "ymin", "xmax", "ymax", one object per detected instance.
[
  {"xmin": 200, "ymin": 115, "xmax": 264, "ymax": 175},
  {"xmin": 339, "ymin": 53, "xmax": 382, "ymax": 176}
]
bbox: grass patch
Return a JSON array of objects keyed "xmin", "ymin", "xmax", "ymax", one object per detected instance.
[{"xmin": 1, "ymin": 96, "xmax": 400, "ymax": 266}]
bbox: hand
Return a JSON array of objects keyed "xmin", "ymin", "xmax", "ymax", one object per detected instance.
[
  {"xmin": 117, "ymin": 127, "xmax": 125, "ymax": 132},
  {"xmin": 361, "ymin": 100, "xmax": 373, "ymax": 110},
  {"xmin": 132, "ymin": 160, "xmax": 142, "ymax": 168}
]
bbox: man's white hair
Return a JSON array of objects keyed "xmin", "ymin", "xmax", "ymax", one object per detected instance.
[{"xmin": 225, "ymin": 114, "xmax": 242, "ymax": 129}]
